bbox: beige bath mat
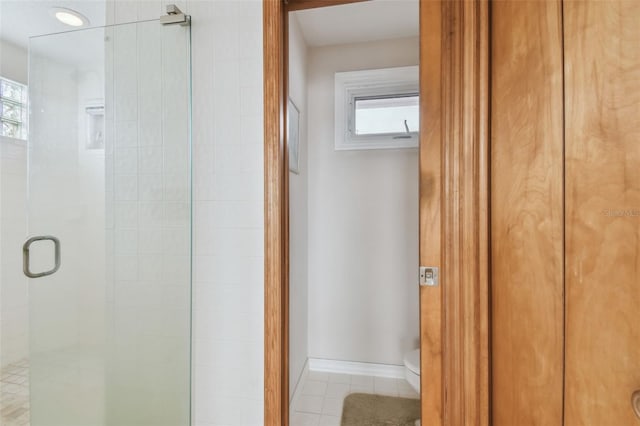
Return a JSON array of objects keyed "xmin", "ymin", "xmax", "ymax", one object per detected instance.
[{"xmin": 341, "ymin": 393, "xmax": 420, "ymax": 426}]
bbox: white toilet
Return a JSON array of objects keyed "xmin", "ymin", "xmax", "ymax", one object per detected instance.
[
  {"xmin": 403, "ymin": 348, "xmax": 421, "ymax": 426},
  {"xmin": 403, "ymin": 348, "xmax": 420, "ymax": 393}
]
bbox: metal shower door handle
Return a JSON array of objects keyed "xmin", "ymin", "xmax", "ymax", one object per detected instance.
[{"xmin": 23, "ymin": 236, "xmax": 61, "ymax": 278}]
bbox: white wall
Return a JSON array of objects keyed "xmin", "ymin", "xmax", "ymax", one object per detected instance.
[
  {"xmin": 307, "ymin": 37, "xmax": 420, "ymax": 366},
  {"xmin": 0, "ymin": 2, "xmax": 264, "ymax": 423},
  {"xmin": 288, "ymin": 13, "xmax": 309, "ymax": 400},
  {"xmin": 0, "ymin": 39, "xmax": 28, "ymax": 84},
  {"xmin": 0, "ymin": 39, "xmax": 28, "ymax": 369},
  {"xmin": 106, "ymin": 1, "xmax": 265, "ymax": 425},
  {"xmin": 101, "ymin": 19, "xmax": 191, "ymax": 425}
]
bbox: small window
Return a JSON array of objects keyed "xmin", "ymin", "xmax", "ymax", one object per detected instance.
[
  {"xmin": 353, "ymin": 94, "xmax": 419, "ymax": 136},
  {"xmin": 335, "ymin": 66, "xmax": 419, "ymax": 150},
  {"xmin": 0, "ymin": 77, "xmax": 28, "ymax": 140}
]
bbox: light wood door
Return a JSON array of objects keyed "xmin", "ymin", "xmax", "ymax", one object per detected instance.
[
  {"xmin": 490, "ymin": 1, "xmax": 565, "ymax": 424},
  {"xmin": 419, "ymin": 1, "xmax": 490, "ymax": 425},
  {"xmin": 564, "ymin": 1, "xmax": 640, "ymax": 424},
  {"xmin": 492, "ymin": 0, "xmax": 640, "ymax": 424}
]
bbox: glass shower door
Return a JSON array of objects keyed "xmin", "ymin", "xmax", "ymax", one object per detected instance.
[{"xmin": 27, "ymin": 18, "xmax": 191, "ymax": 426}]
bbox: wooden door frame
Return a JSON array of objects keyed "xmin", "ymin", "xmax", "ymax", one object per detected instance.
[{"xmin": 263, "ymin": 1, "xmax": 490, "ymax": 425}]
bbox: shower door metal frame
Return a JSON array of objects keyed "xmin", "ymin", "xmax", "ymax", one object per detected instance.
[{"xmin": 263, "ymin": 0, "xmax": 491, "ymax": 425}]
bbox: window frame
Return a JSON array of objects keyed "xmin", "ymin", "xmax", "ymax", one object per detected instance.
[
  {"xmin": 351, "ymin": 92, "xmax": 420, "ymax": 137},
  {"xmin": 334, "ymin": 65, "xmax": 419, "ymax": 150},
  {"xmin": 0, "ymin": 76, "xmax": 28, "ymax": 141}
]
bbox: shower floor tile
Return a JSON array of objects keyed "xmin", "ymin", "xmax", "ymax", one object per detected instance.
[{"xmin": 1, "ymin": 359, "xmax": 30, "ymax": 426}]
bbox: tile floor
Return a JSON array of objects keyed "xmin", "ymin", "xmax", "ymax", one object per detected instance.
[
  {"xmin": 0, "ymin": 359, "xmax": 30, "ymax": 426},
  {"xmin": 1, "ymin": 361, "xmax": 419, "ymax": 426},
  {"xmin": 290, "ymin": 371, "xmax": 419, "ymax": 426}
]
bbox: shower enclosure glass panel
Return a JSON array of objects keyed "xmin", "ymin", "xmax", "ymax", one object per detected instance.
[{"xmin": 28, "ymin": 19, "xmax": 191, "ymax": 426}]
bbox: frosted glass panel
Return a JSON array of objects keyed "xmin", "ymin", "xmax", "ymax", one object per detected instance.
[{"xmin": 28, "ymin": 19, "xmax": 191, "ymax": 426}]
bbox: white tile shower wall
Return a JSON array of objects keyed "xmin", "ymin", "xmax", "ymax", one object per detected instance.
[
  {"xmin": 106, "ymin": 1, "xmax": 265, "ymax": 425},
  {"xmin": 105, "ymin": 19, "xmax": 192, "ymax": 425},
  {"xmin": 0, "ymin": 40, "xmax": 28, "ymax": 370},
  {"xmin": 76, "ymin": 66, "xmax": 108, "ymax": 352},
  {"xmin": 27, "ymin": 47, "xmax": 108, "ymax": 423},
  {"xmin": 0, "ymin": 137, "xmax": 28, "ymax": 369},
  {"xmin": 0, "ymin": 40, "xmax": 28, "ymax": 84}
]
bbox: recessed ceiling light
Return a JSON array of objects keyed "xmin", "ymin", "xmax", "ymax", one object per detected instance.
[{"xmin": 50, "ymin": 7, "xmax": 89, "ymax": 27}]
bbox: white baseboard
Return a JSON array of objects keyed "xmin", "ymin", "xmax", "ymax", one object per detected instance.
[{"xmin": 308, "ymin": 358, "xmax": 405, "ymax": 379}]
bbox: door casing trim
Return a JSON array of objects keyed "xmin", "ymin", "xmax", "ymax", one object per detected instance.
[{"xmin": 263, "ymin": 1, "xmax": 490, "ymax": 425}]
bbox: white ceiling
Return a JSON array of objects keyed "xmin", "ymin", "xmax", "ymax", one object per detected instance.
[
  {"xmin": 0, "ymin": 1, "xmax": 106, "ymax": 71},
  {"xmin": 0, "ymin": 0, "xmax": 106, "ymax": 48},
  {"xmin": 0, "ymin": 0, "xmax": 419, "ymax": 70},
  {"xmin": 293, "ymin": 0, "xmax": 419, "ymax": 47}
]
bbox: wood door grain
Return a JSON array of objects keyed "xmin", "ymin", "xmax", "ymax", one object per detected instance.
[
  {"xmin": 263, "ymin": 1, "xmax": 286, "ymax": 425},
  {"xmin": 419, "ymin": 1, "xmax": 443, "ymax": 423},
  {"xmin": 439, "ymin": 1, "xmax": 491, "ymax": 424},
  {"xmin": 564, "ymin": 1, "xmax": 640, "ymax": 424},
  {"xmin": 420, "ymin": 1, "xmax": 490, "ymax": 424},
  {"xmin": 490, "ymin": 1, "xmax": 565, "ymax": 425}
]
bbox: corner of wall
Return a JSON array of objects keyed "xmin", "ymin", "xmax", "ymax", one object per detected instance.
[{"xmin": 288, "ymin": 11, "xmax": 311, "ymax": 400}]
